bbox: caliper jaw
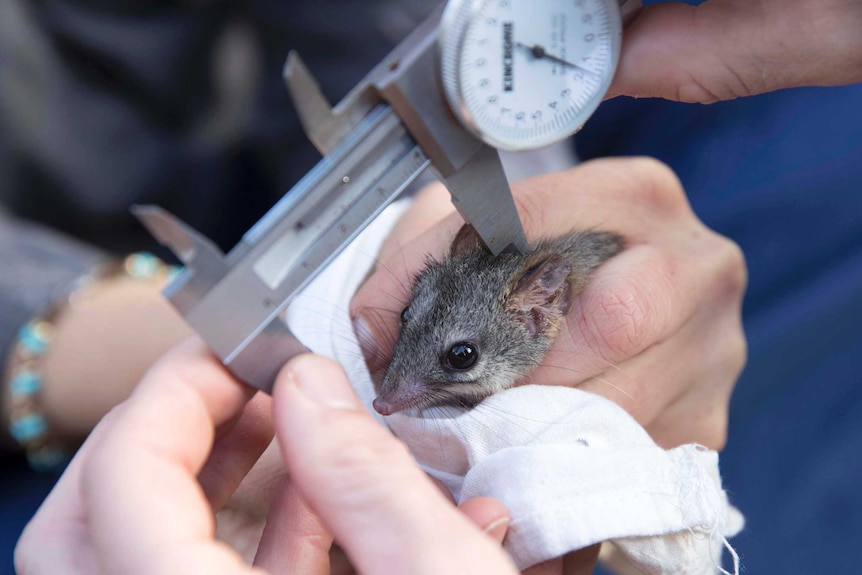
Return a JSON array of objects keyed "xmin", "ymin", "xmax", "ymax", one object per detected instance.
[
  {"xmin": 284, "ymin": 8, "xmax": 528, "ymax": 257},
  {"xmin": 133, "ymin": 205, "xmax": 309, "ymax": 392}
]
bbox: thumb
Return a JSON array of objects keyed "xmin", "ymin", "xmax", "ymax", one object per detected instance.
[
  {"xmin": 609, "ymin": 1, "xmax": 862, "ymax": 102},
  {"xmin": 272, "ymin": 354, "xmax": 517, "ymax": 575}
]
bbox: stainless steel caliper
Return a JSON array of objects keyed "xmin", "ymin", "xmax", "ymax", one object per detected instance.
[{"xmin": 135, "ymin": 0, "xmax": 641, "ymax": 393}]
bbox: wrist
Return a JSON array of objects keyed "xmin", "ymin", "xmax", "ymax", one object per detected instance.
[
  {"xmin": 1, "ymin": 253, "xmax": 191, "ymax": 468},
  {"xmin": 2, "ymin": 316, "xmax": 68, "ymax": 469},
  {"xmin": 40, "ymin": 273, "xmax": 191, "ymax": 440}
]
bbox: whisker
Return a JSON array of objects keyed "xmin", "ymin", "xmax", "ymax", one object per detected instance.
[{"xmin": 536, "ymin": 361, "xmax": 634, "ymax": 401}]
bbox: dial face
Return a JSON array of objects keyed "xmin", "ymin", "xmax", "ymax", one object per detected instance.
[{"xmin": 441, "ymin": 0, "xmax": 621, "ymax": 150}]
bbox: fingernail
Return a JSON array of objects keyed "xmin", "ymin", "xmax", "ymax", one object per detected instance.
[
  {"xmin": 287, "ymin": 355, "xmax": 361, "ymax": 410},
  {"xmin": 352, "ymin": 315, "xmax": 383, "ymax": 371},
  {"xmin": 483, "ymin": 516, "xmax": 510, "ymax": 538}
]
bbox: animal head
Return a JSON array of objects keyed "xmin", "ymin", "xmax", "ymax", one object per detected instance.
[{"xmin": 372, "ymin": 225, "xmax": 576, "ymax": 415}]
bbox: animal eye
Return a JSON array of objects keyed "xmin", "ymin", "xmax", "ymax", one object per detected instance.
[
  {"xmin": 444, "ymin": 342, "xmax": 479, "ymax": 371},
  {"xmin": 400, "ymin": 307, "xmax": 410, "ymax": 324}
]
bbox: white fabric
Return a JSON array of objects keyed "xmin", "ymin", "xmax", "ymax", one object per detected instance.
[{"xmin": 287, "ymin": 203, "xmax": 743, "ymax": 574}]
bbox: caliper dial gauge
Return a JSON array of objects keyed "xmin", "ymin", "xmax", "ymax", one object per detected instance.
[{"xmin": 440, "ymin": 0, "xmax": 623, "ymax": 151}]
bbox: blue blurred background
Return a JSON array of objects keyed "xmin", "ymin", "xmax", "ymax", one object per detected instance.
[
  {"xmin": 580, "ymin": 1, "xmax": 862, "ymax": 570},
  {"xmin": 2, "ymin": 0, "xmax": 861, "ymax": 573},
  {"xmin": 580, "ymin": 84, "xmax": 862, "ymax": 574}
]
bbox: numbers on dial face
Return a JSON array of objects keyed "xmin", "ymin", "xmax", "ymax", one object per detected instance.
[{"xmin": 458, "ymin": 0, "xmax": 616, "ymax": 149}]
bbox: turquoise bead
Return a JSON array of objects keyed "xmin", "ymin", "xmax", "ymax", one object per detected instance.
[
  {"xmin": 127, "ymin": 252, "xmax": 160, "ymax": 278},
  {"xmin": 10, "ymin": 414, "xmax": 47, "ymax": 442},
  {"xmin": 10, "ymin": 371, "xmax": 41, "ymax": 396},
  {"xmin": 18, "ymin": 323, "xmax": 48, "ymax": 355}
]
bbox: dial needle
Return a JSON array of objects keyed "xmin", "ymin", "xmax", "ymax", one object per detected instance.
[{"xmin": 516, "ymin": 42, "xmax": 597, "ymax": 76}]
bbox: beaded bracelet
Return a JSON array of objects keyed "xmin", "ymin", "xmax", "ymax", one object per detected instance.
[{"xmin": 5, "ymin": 252, "xmax": 179, "ymax": 471}]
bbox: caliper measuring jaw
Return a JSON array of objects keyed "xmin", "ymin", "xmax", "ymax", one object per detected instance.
[{"xmin": 134, "ymin": 7, "xmax": 527, "ymax": 394}]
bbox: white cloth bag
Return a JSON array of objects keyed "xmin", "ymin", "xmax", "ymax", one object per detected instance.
[{"xmin": 287, "ymin": 203, "xmax": 743, "ymax": 574}]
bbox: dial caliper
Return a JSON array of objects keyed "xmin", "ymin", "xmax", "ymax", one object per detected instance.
[{"xmin": 135, "ymin": 0, "xmax": 641, "ymax": 393}]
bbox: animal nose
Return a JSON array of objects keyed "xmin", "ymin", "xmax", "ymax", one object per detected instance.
[{"xmin": 372, "ymin": 396, "xmax": 394, "ymax": 416}]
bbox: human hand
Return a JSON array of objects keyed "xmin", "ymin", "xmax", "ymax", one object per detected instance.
[
  {"xmin": 35, "ymin": 274, "xmax": 191, "ymax": 442},
  {"xmin": 15, "ymin": 339, "xmax": 517, "ymax": 575},
  {"xmin": 351, "ymin": 158, "xmax": 747, "ymax": 451},
  {"xmin": 610, "ymin": 0, "xmax": 862, "ymax": 102}
]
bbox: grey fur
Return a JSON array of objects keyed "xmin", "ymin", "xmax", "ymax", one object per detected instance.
[{"xmin": 373, "ymin": 225, "xmax": 624, "ymax": 415}]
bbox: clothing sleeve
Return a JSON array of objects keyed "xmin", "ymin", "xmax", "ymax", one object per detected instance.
[{"xmin": 0, "ymin": 208, "xmax": 105, "ymax": 364}]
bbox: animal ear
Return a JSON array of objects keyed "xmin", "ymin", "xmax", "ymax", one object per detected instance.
[
  {"xmin": 450, "ymin": 224, "xmax": 482, "ymax": 257},
  {"xmin": 504, "ymin": 256, "xmax": 572, "ymax": 337}
]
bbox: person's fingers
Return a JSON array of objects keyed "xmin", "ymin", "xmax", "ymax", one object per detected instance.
[
  {"xmin": 221, "ymin": 437, "xmax": 288, "ymax": 523},
  {"xmin": 606, "ymin": 274, "xmax": 746, "ymax": 449},
  {"xmin": 252, "ymin": 484, "xmax": 507, "ymax": 574},
  {"xmin": 16, "ymin": 416, "xmax": 107, "ymax": 575},
  {"xmin": 458, "ymin": 497, "xmax": 511, "ymax": 544},
  {"xmin": 428, "ymin": 475, "xmax": 457, "ymax": 503},
  {"xmin": 273, "ymin": 353, "xmax": 518, "ymax": 575},
  {"xmin": 608, "ymin": 0, "xmax": 862, "ymax": 102},
  {"xmin": 513, "ymin": 160, "xmax": 719, "ymax": 388},
  {"xmin": 254, "ymin": 476, "xmax": 332, "ymax": 575},
  {"xmin": 533, "ymin": 217, "xmax": 744, "ymax": 391},
  {"xmin": 522, "ymin": 161, "xmax": 744, "ymax": 446},
  {"xmin": 198, "ymin": 391, "xmax": 274, "ymax": 511},
  {"xmin": 211, "ymin": 435, "xmax": 287, "ymax": 564},
  {"xmin": 78, "ymin": 338, "xmax": 263, "ymax": 575}
]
